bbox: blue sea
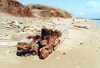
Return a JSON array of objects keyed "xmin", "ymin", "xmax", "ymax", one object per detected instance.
[{"xmin": 91, "ymin": 19, "xmax": 100, "ymax": 25}]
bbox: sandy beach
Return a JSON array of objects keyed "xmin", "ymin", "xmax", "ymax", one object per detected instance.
[
  {"xmin": 0, "ymin": 13, "xmax": 100, "ymax": 68},
  {"xmin": 0, "ymin": 0, "xmax": 100, "ymax": 68}
]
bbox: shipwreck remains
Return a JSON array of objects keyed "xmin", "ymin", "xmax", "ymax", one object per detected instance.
[{"xmin": 17, "ymin": 28, "xmax": 62, "ymax": 59}]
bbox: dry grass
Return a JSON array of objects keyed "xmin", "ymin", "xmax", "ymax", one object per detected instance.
[
  {"xmin": 28, "ymin": 4, "xmax": 72, "ymax": 18},
  {"xmin": 0, "ymin": 0, "xmax": 72, "ymax": 18}
]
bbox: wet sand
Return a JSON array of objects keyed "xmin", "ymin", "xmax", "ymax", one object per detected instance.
[{"xmin": 0, "ymin": 19, "xmax": 100, "ymax": 68}]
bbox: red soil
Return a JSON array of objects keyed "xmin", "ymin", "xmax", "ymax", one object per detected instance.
[{"xmin": 0, "ymin": 0, "xmax": 33, "ymax": 17}]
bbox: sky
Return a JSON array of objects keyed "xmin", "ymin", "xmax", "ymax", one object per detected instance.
[{"xmin": 18, "ymin": 0, "xmax": 100, "ymax": 19}]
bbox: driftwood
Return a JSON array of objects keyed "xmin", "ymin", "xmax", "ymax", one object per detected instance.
[
  {"xmin": 17, "ymin": 42, "xmax": 39, "ymax": 57},
  {"xmin": 74, "ymin": 25, "xmax": 89, "ymax": 29},
  {"xmin": 17, "ymin": 28, "xmax": 62, "ymax": 59},
  {"xmin": 39, "ymin": 28, "xmax": 61, "ymax": 59}
]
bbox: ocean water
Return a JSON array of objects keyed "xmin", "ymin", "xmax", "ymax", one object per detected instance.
[
  {"xmin": 96, "ymin": 20, "xmax": 100, "ymax": 25},
  {"xmin": 91, "ymin": 19, "xmax": 100, "ymax": 25}
]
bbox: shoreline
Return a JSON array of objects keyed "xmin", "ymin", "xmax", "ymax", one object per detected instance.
[{"xmin": 0, "ymin": 16, "xmax": 100, "ymax": 68}]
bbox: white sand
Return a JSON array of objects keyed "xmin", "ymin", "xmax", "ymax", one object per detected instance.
[{"xmin": 0, "ymin": 13, "xmax": 100, "ymax": 68}]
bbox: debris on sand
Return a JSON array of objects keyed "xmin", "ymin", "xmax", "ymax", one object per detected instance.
[
  {"xmin": 74, "ymin": 25, "xmax": 89, "ymax": 29},
  {"xmin": 62, "ymin": 53, "xmax": 66, "ymax": 55},
  {"xmin": 17, "ymin": 42, "xmax": 39, "ymax": 57},
  {"xmin": 80, "ymin": 43, "xmax": 84, "ymax": 45},
  {"xmin": 16, "ymin": 28, "xmax": 62, "ymax": 59}
]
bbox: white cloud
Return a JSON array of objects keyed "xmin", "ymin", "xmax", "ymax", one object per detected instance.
[
  {"xmin": 87, "ymin": 1, "xmax": 100, "ymax": 13},
  {"xmin": 87, "ymin": 1, "xmax": 98, "ymax": 7},
  {"xmin": 70, "ymin": 1, "xmax": 100, "ymax": 19}
]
